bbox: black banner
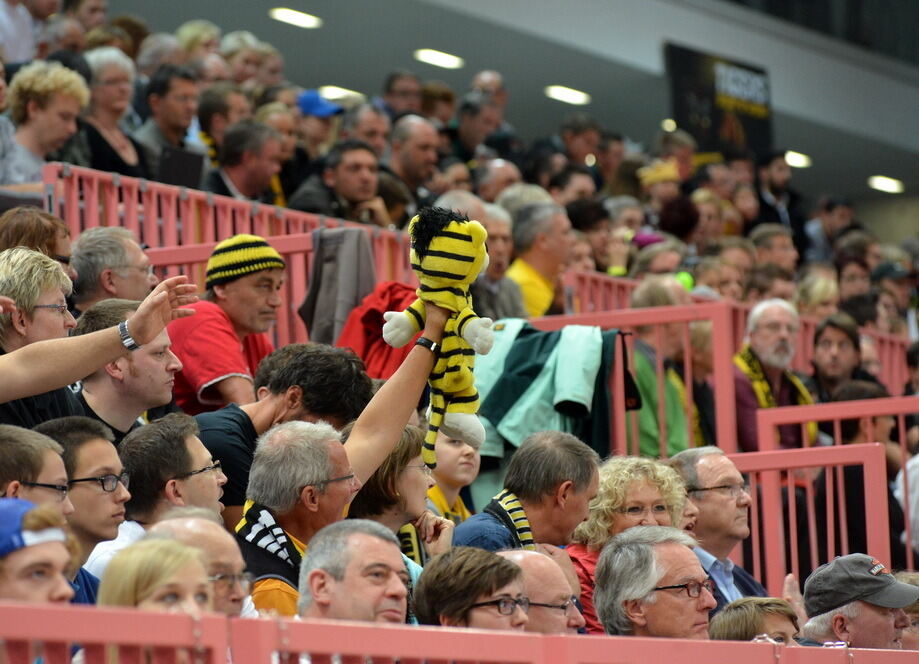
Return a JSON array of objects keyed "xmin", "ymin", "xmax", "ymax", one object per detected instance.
[{"xmin": 664, "ymin": 42, "xmax": 772, "ymax": 157}]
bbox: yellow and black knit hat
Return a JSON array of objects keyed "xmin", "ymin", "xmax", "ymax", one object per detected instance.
[{"xmin": 205, "ymin": 234, "xmax": 286, "ymax": 289}]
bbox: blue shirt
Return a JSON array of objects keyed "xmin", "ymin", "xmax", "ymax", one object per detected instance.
[
  {"xmin": 694, "ymin": 547, "xmax": 742, "ymax": 604},
  {"xmin": 71, "ymin": 567, "xmax": 100, "ymax": 605},
  {"xmin": 453, "ymin": 512, "xmax": 517, "ymax": 551}
]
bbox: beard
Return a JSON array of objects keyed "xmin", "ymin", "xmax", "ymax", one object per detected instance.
[{"xmin": 758, "ymin": 341, "xmax": 794, "ymax": 370}]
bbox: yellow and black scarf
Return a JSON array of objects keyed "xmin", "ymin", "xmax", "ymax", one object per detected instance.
[
  {"xmin": 483, "ymin": 489, "xmax": 536, "ymax": 550},
  {"xmin": 733, "ymin": 344, "xmax": 817, "ymax": 445}
]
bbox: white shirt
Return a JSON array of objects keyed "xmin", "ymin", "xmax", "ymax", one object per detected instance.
[
  {"xmin": 0, "ymin": 0, "xmax": 34, "ymax": 62},
  {"xmin": 84, "ymin": 520, "xmax": 146, "ymax": 578}
]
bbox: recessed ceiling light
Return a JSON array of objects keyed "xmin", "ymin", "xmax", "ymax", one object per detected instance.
[
  {"xmin": 868, "ymin": 175, "xmax": 904, "ymax": 194},
  {"xmin": 544, "ymin": 85, "xmax": 591, "ymax": 106},
  {"xmin": 269, "ymin": 7, "xmax": 322, "ymax": 29},
  {"xmin": 661, "ymin": 118, "xmax": 677, "ymax": 132},
  {"xmin": 784, "ymin": 150, "xmax": 812, "ymax": 168},
  {"xmin": 318, "ymin": 85, "xmax": 361, "ymax": 101},
  {"xmin": 413, "ymin": 49, "xmax": 464, "ymax": 70}
]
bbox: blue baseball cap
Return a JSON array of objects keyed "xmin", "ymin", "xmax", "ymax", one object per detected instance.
[
  {"xmin": 0, "ymin": 498, "xmax": 67, "ymax": 558},
  {"xmin": 297, "ymin": 89, "xmax": 343, "ymax": 118}
]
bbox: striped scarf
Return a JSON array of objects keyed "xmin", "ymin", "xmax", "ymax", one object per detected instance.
[
  {"xmin": 484, "ymin": 489, "xmax": 536, "ymax": 550},
  {"xmin": 236, "ymin": 501, "xmax": 302, "ymax": 570}
]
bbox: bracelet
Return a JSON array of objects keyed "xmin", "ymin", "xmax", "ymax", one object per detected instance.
[
  {"xmin": 118, "ymin": 320, "xmax": 141, "ymax": 351},
  {"xmin": 415, "ymin": 337, "xmax": 440, "ymax": 355}
]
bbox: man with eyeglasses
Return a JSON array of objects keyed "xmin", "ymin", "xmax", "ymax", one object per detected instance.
[
  {"xmin": 497, "ymin": 549, "xmax": 586, "ymax": 634},
  {"xmin": 34, "ymin": 416, "xmax": 130, "ymax": 605},
  {"xmin": 71, "ymin": 299, "xmax": 182, "ymax": 446},
  {"xmin": 733, "ymin": 298, "xmax": 815, "ymax": 451},
  {"xmin": 83, "ymin": 413, "xmax": 226, "ymax": 579},
  {"xmin": 594, "ymin": 525, "xmax": 717, "ymax": 638},
  {"xmin": 668, "ymin": 447, "xmax": 766, "ymax": 614},
  {"xmin": 0, "ymin": 425, "xmax": 74, "ymax": 518},
  {"xmin": 71, "ymin": 227, "xmax": 159, "ymax": 317}
]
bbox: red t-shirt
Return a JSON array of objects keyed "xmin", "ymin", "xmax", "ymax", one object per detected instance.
[
  {"xmin": 566, "ymin": 542, "xmax": 603, "ymax": 634},
  {"xmin": 167, "ymin": 301, "xmax": 274, "ymax": 415}
]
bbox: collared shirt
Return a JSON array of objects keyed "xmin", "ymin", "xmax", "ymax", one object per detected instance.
[
  {"xmin": 694, "ymin": 546, "xmax": 742, "ymax": 603},
  {"xmin": 505, "ymin": 258, "xmax": 554, "ymax": 318}
]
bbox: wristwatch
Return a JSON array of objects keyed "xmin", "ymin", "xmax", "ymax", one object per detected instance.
[
  {"xmin": 415, "ymin": 337, "xmax": 440, "ymax": 355},
  {"xmin": 118, "ymin": 320, "xmax": 142, "ymax": 351}
]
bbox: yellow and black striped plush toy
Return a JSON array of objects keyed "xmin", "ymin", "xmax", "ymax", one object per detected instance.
[{"xmin": 382, "ymin": 207, "xmax": 494, "ymax": 467}]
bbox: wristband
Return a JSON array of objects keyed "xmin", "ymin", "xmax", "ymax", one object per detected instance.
[
  {"xmin": 415, "ymin": 337, "xmax": 440, "ymax": 355},
  {"xmin": 118, "ymin": 320, "xmax": 141, "ymax": 351}
]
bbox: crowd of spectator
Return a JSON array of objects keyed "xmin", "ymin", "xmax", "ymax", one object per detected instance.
[{"xmin": 1, "ymin": 0, "xmax": 919, "ymax": 656}]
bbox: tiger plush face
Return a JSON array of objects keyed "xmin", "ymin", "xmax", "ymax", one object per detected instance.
[{"xmin": 409, "ymin": 212, "xmax": 489, "ymax": 289}]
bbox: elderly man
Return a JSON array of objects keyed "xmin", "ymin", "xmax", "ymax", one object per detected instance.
[
  {"xmin": 71, "ymin": 228, "xmax": 159, "ymax": 316},
  {"xmin": 1, "ymin": 60, "xmax": 88, "ymax": 186},
  {"xmin": 167, "ymin": 233, "xmax": 284, "ymax": 414},
  {"xmin": 236, "ymin": 304, "xmax": 448, "ymax": 616},
  {"xmin": 801, "ymin": 553, "xmax": 919, "ymax": 649},
  {"xmin": 298, "ymin": 519, "xmax": 409, "ymax": 624},
  {"xmin": 84, "ymin": 413, "xmax": 227, "ymax": 578},
  {"xmin": 497, "ymin": 549, "xmax": 586, "ymax": 634},
  {"xmin": 469, "ymin": 203, "xmax": 526, "ymax": 321},
  {"xmin": 203, "ymin": 120, "xmax": 281, "ymax": 203},
  {"xmin": 594, "ymin": 525, "xmax": 717, "ymax": 638},
  {"xmin": 734, "ymin": 298, "xmax": 814, "ymax": 451},
  {"xmin": 505, "ymin": 202, "xmax": 573, "ymax": 317},
  {"xmin": 150, "ymin": 512, "xmax": 251, "ymax": 617},
  {"xmin": 72, "ymin": 299, "xmax": 182, "ymax": 445},
  {"xmin": 667, "ymin": 447, "xmax": 766, "ymax": 613},
  {"xmin": 476, "ymin": 159, "xmax": 521, "ymax": 204}
]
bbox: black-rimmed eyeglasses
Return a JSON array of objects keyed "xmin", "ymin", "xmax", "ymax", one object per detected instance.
[
  {"xmin": 173, "ymin": 461, "xmax": 222, "ymax": 480},
  {"xmin": 469, "ymin": 596, "xmax": 530, "ymax": 615},
  {"xmin": 69, "ymin": 472, "xmax": 130, "ymax": 492},
  {"xmin": 653, "ymin": 579, "xmax": 716, "ymax": 598},
  {"xmin": 529, "ymin": 596, "xmax": 579, "ymax": 614},
  {"xmin": 20, "ymin": 481, "xmax": 69, "ymax": 501}
]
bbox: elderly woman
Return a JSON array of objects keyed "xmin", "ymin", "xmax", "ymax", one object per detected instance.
[
  {"xmin": 567, "ymin": 456, "xmax": 687, "ymax": 633},
  {"xmin": 80, "ymin": 46, "xmax": 148, "ymax": 177},
  {"xmin": 709, "ymin": 597, "xmax": 800, "ymax": 644}
]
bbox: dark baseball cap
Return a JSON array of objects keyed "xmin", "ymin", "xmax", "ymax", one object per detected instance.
[
  {"xmin": 804, "ymin": 553, "xmax": 919, "ymax": 616},
  {"xmin": 871, "ymin": 261, "xmax": 910, "ymax": 282}
]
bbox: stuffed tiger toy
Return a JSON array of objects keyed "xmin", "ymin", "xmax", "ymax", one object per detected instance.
[{"xmin": 382, "ymin": 206, "xmax": 494, "ymax": 467}]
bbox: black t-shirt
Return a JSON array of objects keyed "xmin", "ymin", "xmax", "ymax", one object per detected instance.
[
  {"xmin": 196, "ymin": 403, "xmax": 258, "ymax": 508},
  {"xmin": 74, "ymin": 390, "xmax": 140, "ymax": 447},
  {"xmin": 0, "ymin": 347, "xmax": 84, "ymax": 427}
]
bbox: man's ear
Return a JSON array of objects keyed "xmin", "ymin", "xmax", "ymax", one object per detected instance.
[
  {"xmin": 283, "ymin": 385, "xmax": 303, "ymax": 412},
  {"xmin": 163, "ymin": 478, "xmax": 185, "ymax": 506},
  {"xmin": 831, "ymin": 612, "xmax": 851, "ymax": 644},
  {"xmin": 99, "ymin": 268, "xmax": 119, "ymax": 296},
  {"xmin": 554, "ymin": 479, "xmax": 575, "ymax": 509},
  {"xmin": 622, "ymin": 598, "xmax": 647, "ymax": 628},
  {"xmin": 212, "ymin": 283, "xmax": 228, "ymax": 302},
  {"xmin": 3, "ymin": 481, "xmax": 22, "ymax": 498},
  {"xmin": 299, "ymin": 485, "xmax": 321, "ymax": 513},
  {"xmin": 106, "ymin": 357, "xmax": 129, "ymax": 381},
  {"xmin": 322, "ymin": 168, "xmax": 336, "ymax": 190},
  {"xmin": 307, "ymin": 569, "xmax": 333, "ymax": 607}
]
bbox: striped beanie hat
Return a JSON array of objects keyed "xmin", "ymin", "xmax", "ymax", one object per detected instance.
[{"xmin": 205, "ymin": 234, "xmax": 285, "ymax": 289}]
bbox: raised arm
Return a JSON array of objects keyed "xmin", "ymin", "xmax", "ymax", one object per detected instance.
[
  {"xmin": 0, "ymin": 276, "xmax": 197, "ymax": 402},
  {"xmin": 346, "ymin": 302, "xmax": 448, "ymax": 484}
]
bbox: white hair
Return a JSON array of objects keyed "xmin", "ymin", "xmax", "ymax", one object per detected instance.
[
  {"xmin": 747, "ymin": 298, "xmax": 799, "ymax": 335},
  {"xmin": 801, "ymin": 601, "xmax": 861, "ymax": 643}
]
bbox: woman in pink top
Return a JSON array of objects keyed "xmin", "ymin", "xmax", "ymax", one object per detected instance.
[{"xmin": 567, "ymin": 456, "xmax": 688, "ymax": 633}]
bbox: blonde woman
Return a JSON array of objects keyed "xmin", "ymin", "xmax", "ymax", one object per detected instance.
[
  {"xmin": 709, "ymin": 596, "xmax": 800, "ymax": 644},
  {"xmin": 794, "ymin": 273, "xmax": 839, "ymax": 320},
  {"xmin": 98, "ymin": 538, "xmax": 212, "ymax": 617},
  {"xmin": 566, "ymin": 456, "xmax": 687, "ymax": 633}
]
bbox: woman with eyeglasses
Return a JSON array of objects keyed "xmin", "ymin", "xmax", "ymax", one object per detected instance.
[
  {"xmin": 345, "ymin": 423, "xmax": 454, "ymax": 622},
  {"xmin": 566, "ymin": 456, "xmax": 688, "ymax": 634},
  {"xmin": 414, "ymin": 546, "xmax": 528, "ymax": 631}
]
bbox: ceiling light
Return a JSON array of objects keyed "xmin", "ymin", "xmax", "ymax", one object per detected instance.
[
  {"xmin": 868, "ymin": 175, "xmax": 904, "ymax": 194},
  {"xmin": 269, "ymin": 7, "xmax": 322, "ymax": 29},
  {"xmin": 544, "ymin": 85, "xmax": 591, "ymax": 106},
  {"xmin": 661, "ymin": 118, "xmax": 677, "ymax": 132},
  {"xmin": 413, "ymin": 49, "xmax": 464, "ymax": 70},
  {"xmin": 784, "ymin": 150, "xmax": 812, "ymax": 168},
  {"xmin": 318, "ymin": 85, "xmax": 361, "ymax": 101}
]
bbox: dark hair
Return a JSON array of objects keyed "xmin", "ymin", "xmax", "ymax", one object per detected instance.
[
  {"xmin": 907, "ymin": 341, "xmax": 919, "ymax": 370},
  {"xmin": 34, "ymin": 416, "xmax": 115, "ymax": 478},
  {"xmin": 548, "ymin": 164, "xmax": 592, "ymax": 192},
  {"xmin": 146, "ymin": 63, "xmax": 198, "ymax": 101},
  {"xmin": 504, "ymin": 431, "xmax": 599, "ymax": 502},
  {"xmin": 382, "ymin": 70, "xmax": 419, "ymax": 94},
  {"xmin": 831, "ymin": 380, "xmax": 890, "ymax": 442},
  {"xmin": 219, "ymin": 120, "xmax": 279, "ymax": 168},
  {"xmin": 756, "ymin": 150, "xmax": 787, "ymax": 169},
  {"xmin": 834, "ymin": 252, "xmax": 870, "ymax": 280},
  {"xmin": 599, "ymin": 131, "xmax": 623, "ymax": 150},
  {"xmin": 46, "ymin": 50, "xmax": 92, "ymax": 84},
  {"xmin": 821, "ymin": 196, "xmax": 852, "ymax": 213},
  {"xmin": 266, "ymin": 344, "xmax": 372, "ymax": 427},
  {"xmin": 198, "ymin": 82, "xmax": 241, "ymax": 135},
  {"xmin": 253, "ymin": 343, "xmax": 316, "ymax": 392},
  {"xmin": 560, "ymin": 112, "xmax": 601, "ymax": 136},
  {"xmin": 814, "ymin": 312, "xmax": 860, "ymax": 352},
  {"xmin": 72, "ymin": 298, "xmax": 140, "ymax": 336},
  {"xmin": 457, "ymin": 90, "xmax": 496, "ymax": 118},
  {"xmin": 745, "ymin": 263, "xmax": 794, "ymax": 298},
  {"xmin": 838, "ymin": 292, "xmax": 878, "ymax": 327},
  {"xmin": 119, "ymin": 414, "xmax": 198, "ymax": 520},
  {"xmin": 345, "ymin": 425, "xmax": 424, "ymax": 518},
  {"xmin": 323, "ymin": 138, "xmax": 376, "ymax": 171},
  {"xmin": 566, "ymin": 199, "xmax": 610, "ymax": 234},
  {"xmin": 722, "ymin": 147, "xmax": 755, "ymax": 165},
  {"xmin": 658, "ymin": 195, "xmax": 700, "ymax": 242},
  {"xmin": 414, "ymin": 547, "xmax": 522, "ymax": 626}
]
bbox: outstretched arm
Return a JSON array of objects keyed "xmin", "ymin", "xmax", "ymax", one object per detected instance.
[
  {"xmin": 347, "ymin": 302, "xmax": 448, "ymax": 484},
  {"xmin": 0, "ymin": 276, "xmax": 197, "ymax": 402}
]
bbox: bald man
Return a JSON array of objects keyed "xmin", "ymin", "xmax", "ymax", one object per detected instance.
[
  {"xmin": 498, "ymin": 549, "xmax": 586, "ymax": 634},
  {"xmin": 149, "ymin": 512, "xmax": 250, "ymax": 616}
]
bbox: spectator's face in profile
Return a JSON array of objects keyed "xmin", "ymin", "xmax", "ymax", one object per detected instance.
[
  {"xmin": 213, "ymin": 268, "xmax": 284, "ymax": 335},
  {"xmin": 556, "ymin": 468, "xmax": 599, "ymax": 545},
  {"xmin": 120, "ymin": 328, "xmax": 182, "ymax": 409},
  {"xmin": 901, "ymin": 611, "xmax": 919, "ymax": 650},
  {"xmin": 813, "ymin": 326, "xmax": 859, "ymax": 382},
  {"xmin": 112, "ymin": 240, "xmax": 158, "ymax": 300},
  {"xmin": 627, "ymin": 542, "xmax": 715, "ymax": 639},
  {"xmin": 541, "ymin": 212, "xmax": 574, "ymax": 271},
  {"xmin": 314, "ymin": 441, "xmax": 362, "ymax": 527},
  {"xmin": 513, "ymin": 555, "xmax": 584, "ymax": 635},
  {"xmin": 481, "ymin": 217, "xmax": 512, "ymax": 280},
  {"xmin": 679, "ymin": 496, "xmax": 699, "ymax": 534},
  {"xmin": 246, "ymin": 138, "xmax": 283, "ymax": 193},
  {"xmin": 842, "ymin": 601, "xmax": 909, "ymax": 649},
  {"xmin": 175, "ymin": 436, "xmax": 226, "ymax": 514},
  {"xmin": 609, "ymin": 480, "xmax": 672, "ymax": 538},
  {"xmin": 66, "ymin": 438, "xmax": 129, "ymax": 545},
  {"xmin": 690, "ymin": 455, "xmax": 751, "ymax": 544},
  {"xmin": 30, "ymin": 93, "xmax": 82, "ymax": 156},
  {"xmin": 15, "ymin": 449, "xmax": 74, "ymax": 517},
  {"xmin": 749, "ymin": 305, "xmax": 798, "ymax": 370},
  {"xmin": 137, "ymin": 559, "xmax": 212, "ymax": 618},
  {"xmin": 21, "ymin": 287, "xmax": 77, "ymax": 345},
  {"xmin": 325, "ymin": 149, "xmax": 378, "ymax": 205},
  {"xmin": 395, "ymin": 455, "xmax": 435, "ymax": 520},
  {"xmin": 228, "ymin": 48, "xmax": 261, "ymax": 85},
  {"xmin": 0, "ymin": 541, "xmax": 74, "ymax": 604},
  {"xmin": 320, "ymin": 534, "xmax": 408, "ymax": 623},
  {"xmin": 263, "ymin": 112, "xmax": 297, "ymax": 161},
  {"xmin": 462, "ymin": 579, "xmax": 529, "ymax": 631}
]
